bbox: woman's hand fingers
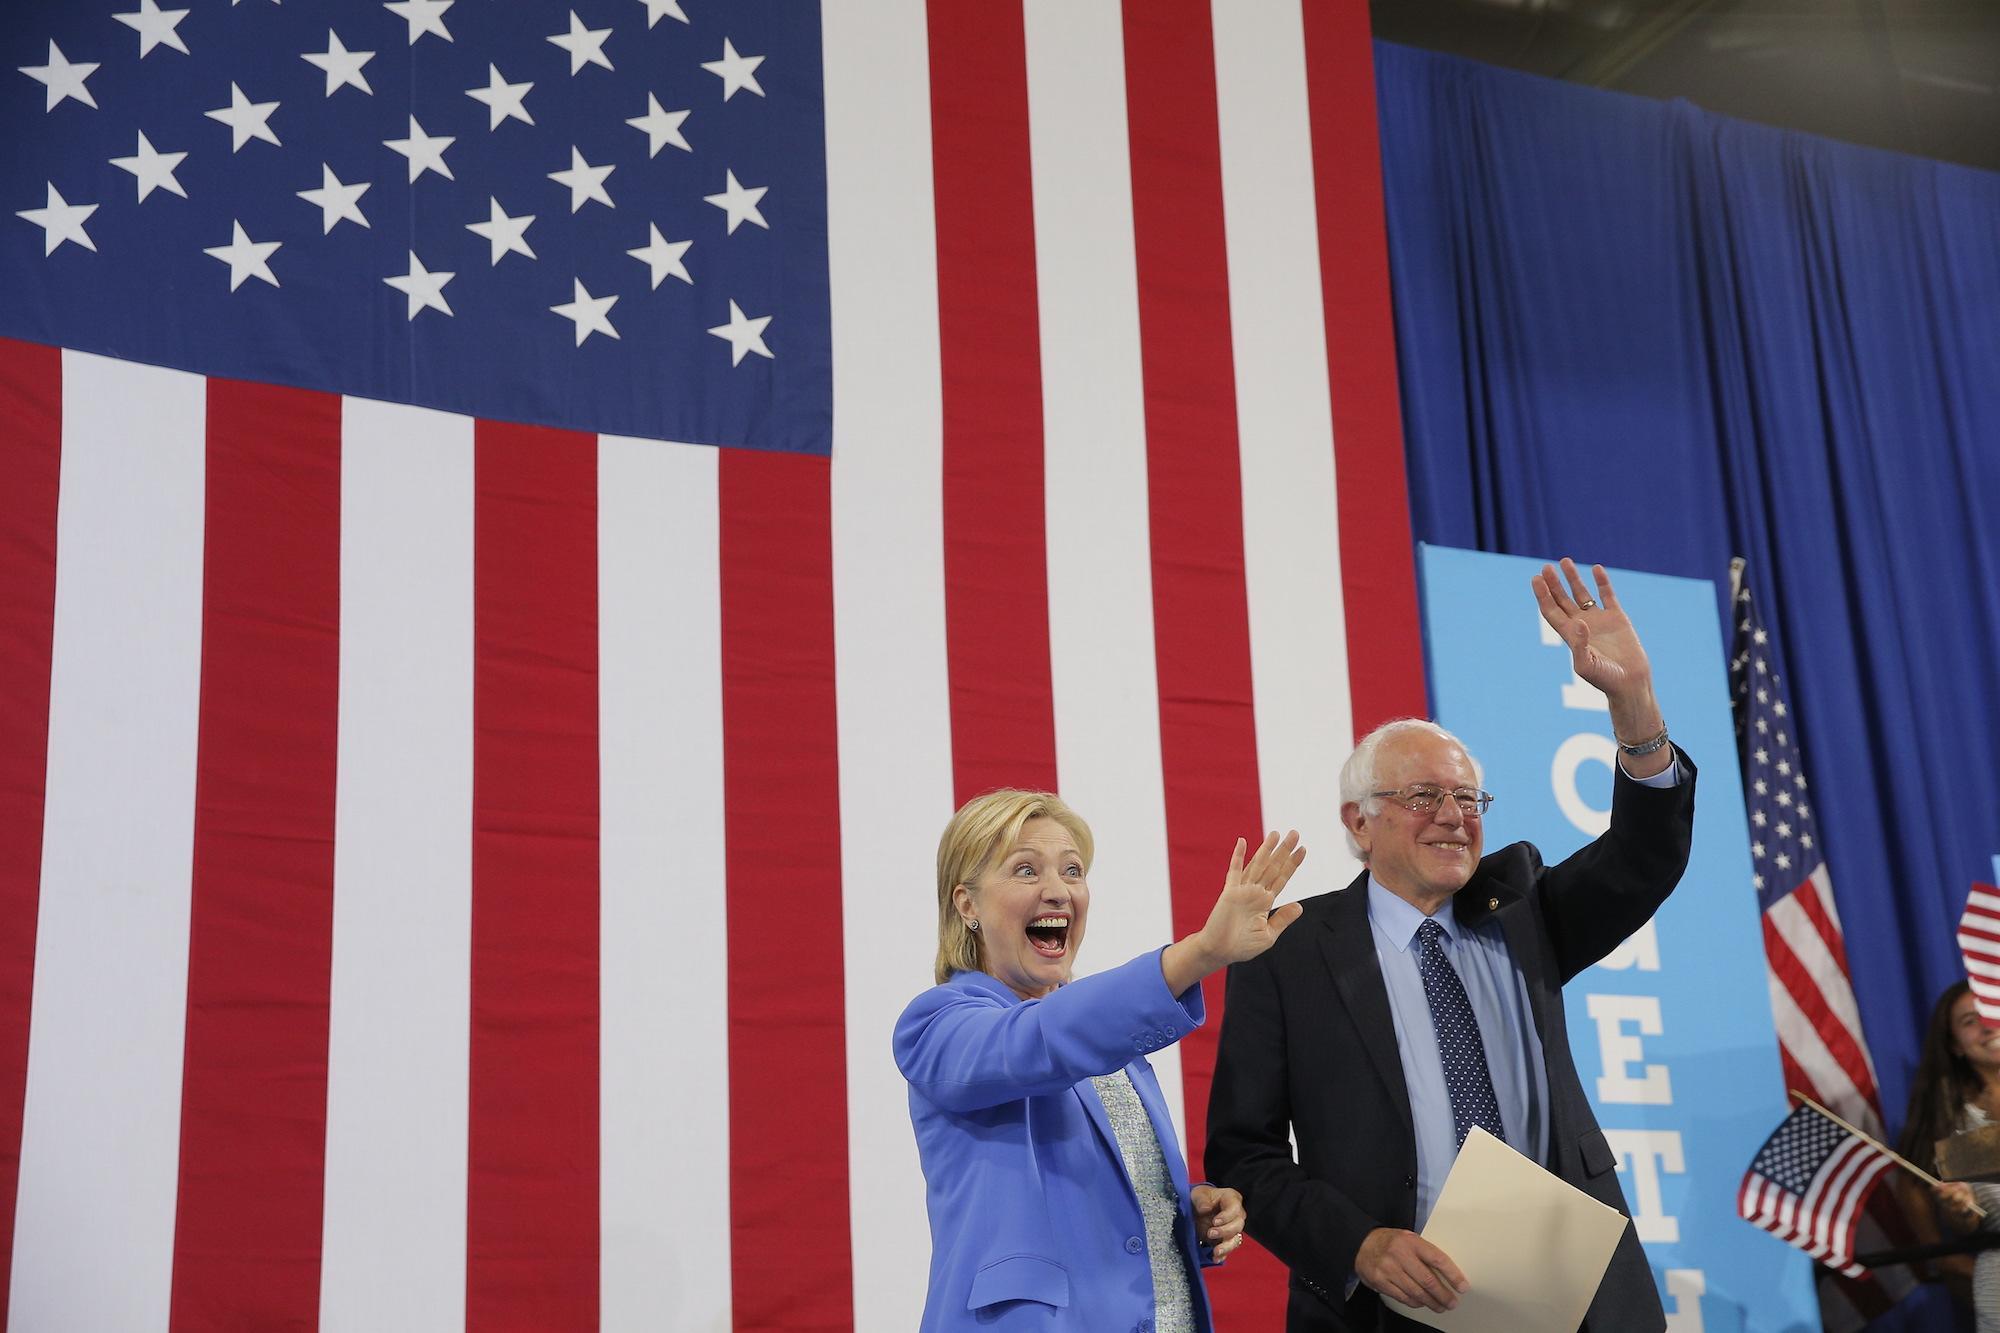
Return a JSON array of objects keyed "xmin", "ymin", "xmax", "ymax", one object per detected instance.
[
  {"xmin": 1266, "ymin": 832, "xmax": 1306, "ymax": 896},
  {"xmin": 1196, "ymin": 1186, "xmax": 1245, "ymax": 1240},
  {"xmin": 1200, "ymin": 832, "xmax": 1308, "ymax": 965},
  {"xmin": 1241, "ymin": 830, "xmax": 1302, "ymax": 897},
  {"xmin": 1239, "ymin": 830, "xmax": 1280, "ymax": 882},
  {"xmin": 1266, "ymin": 901, "xmax": 1304, "ymax": 939}
]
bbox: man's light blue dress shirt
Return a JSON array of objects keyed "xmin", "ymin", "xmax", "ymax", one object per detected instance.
[
  {"xmin": 1362, "ymin": 757, "xmax": 1683, "ymax": 1237},
  {"xmin": 1367, "ymin": 881, "xmax": 1551, "ymax": 1229}
]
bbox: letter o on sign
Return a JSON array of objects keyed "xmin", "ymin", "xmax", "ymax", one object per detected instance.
[{"xmin": 1551, "ymin": 733, "xmax": 1616, "ymax": 837}]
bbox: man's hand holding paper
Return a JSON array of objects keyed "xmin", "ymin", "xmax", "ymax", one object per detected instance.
[{"xmin": 1397, "ymin": 1127, "xmax": 1629, "ymax": 1333}]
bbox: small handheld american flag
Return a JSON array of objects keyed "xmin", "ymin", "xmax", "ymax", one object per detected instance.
[
  {"xmin": 1737, "ymin": 1101, "xmax": 1899, "ymax": 1277},
  {"xmin": 1957, "ymin": 882, "xmax": 2000, "ymax": 1025}
]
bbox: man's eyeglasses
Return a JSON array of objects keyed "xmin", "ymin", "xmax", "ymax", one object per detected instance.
[{"xmin": 1369, "ymin": 784, "xmax": 1495, "ymax": 818}]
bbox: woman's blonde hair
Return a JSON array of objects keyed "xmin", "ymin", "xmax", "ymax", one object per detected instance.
[{"xmin": 933, "ymin": 789, "xmax": 1094, "ymax": 985}]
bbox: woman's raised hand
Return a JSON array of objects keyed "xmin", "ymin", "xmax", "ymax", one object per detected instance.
[
  {"xmin": 1160, "ymin": 831, "xmax": 1306, "ymax": 995},
  {"xmin": 1199, "ymin": 831, "xmax": 1306, "ymax": 966}
]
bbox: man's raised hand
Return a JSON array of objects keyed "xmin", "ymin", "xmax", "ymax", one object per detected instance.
[
  {"xmin": 1531, "ymin": 556, "xmax": 1671, "ymax": 775},
  {"xmin": 1531, "ymin": 557, "xmax": 1654, "ymax": 703}
]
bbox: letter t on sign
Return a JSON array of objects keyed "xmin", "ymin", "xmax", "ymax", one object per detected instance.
[{"xmin": 1605, "ymin": 1129, "xmax": 1685, "ymax": 1243}]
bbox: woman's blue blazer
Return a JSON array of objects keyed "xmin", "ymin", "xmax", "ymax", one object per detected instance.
[{"xmin": 893, "ymin": 949, "xmax": 1217, "ymax": 1333}]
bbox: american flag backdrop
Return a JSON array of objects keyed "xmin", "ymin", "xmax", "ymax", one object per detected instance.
[
  {"xmin": 1729, "ymin": 564, "xmax": 1910, "ymax": 1322},
  {"xmin": 0, "ymin": 2, "xmax": 1424, "ymax": 1329}
]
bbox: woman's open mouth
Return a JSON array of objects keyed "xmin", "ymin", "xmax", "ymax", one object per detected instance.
[{"xmin": 1025, "ymin": 914, "xmax": 1070, "ymax": 958}]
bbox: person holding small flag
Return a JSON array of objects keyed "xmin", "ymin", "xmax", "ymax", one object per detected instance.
[{"xmin": 1898, "ymin": 980, "xmax": 2000, "ymax": 1327}]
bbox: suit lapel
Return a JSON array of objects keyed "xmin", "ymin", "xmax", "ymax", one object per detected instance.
[
  {"xmin": 1455, "ymin": 864, "xmax": 1548, "ymax": 1046},
  {"xmin": 1318, "ymin": 872, "xmax": 1415, "ymax": 1133}
]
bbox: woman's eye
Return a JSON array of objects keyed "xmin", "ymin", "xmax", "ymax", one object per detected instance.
[{"xmin": 1013, "ymin": 863, "xmax": 1035, "ymax": 877}]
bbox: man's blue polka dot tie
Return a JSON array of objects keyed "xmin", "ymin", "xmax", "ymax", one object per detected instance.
[{"xmin": 1415, "ymin": 918, "xmax": 1505, "ymax": 1148}]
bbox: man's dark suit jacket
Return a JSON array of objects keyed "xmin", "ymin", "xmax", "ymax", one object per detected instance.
[{"xmin": 1206, "ymin": 751, "xmax": 1695, "ymax": 1332}]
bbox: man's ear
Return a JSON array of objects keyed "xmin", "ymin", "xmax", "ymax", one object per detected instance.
[{"xmin": 1340, "ymin": 802, "xmax": 1371, "ymax": 857}]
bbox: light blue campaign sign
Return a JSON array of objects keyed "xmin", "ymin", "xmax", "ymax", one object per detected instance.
[{"xmin": 1418, "ymin": 545, "xmax": 1817, "ymax": 1333}]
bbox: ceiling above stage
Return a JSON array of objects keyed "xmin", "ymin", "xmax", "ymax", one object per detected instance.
[{"xmin": 1371, "ymin": 0, "xmax": 2000, "ymax": 174}]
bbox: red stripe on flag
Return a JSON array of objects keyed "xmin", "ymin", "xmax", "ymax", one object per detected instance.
[
  {"xmin": 1792, "ymin": 875, "xmax": 1862, "ymax": 994},
  {"xmin": 1119, "ymin": 3, "xmax": 1287, "ymax": 1321},
  {"xmin": 1958, "ymin": 920, "xmax": 2000, "ymax": 948},
  {"xmin": 0, "ymin": 338, "xmax": 61, "ymax": 1330},
  {"xmin": 1299, "ymin": 0, "xmax": 1427, "ymax": 733},
  {"xmin": 468, "ymin": 422, "xmax": 599, "ymax": 1330},
  {"xmin": 927, "ymin": 0, "xmax": 1059, "ymax": 801},
  {"xmin": 1777, "ymin": 1043, "xmax": 1814, "ymax": 1108},
  {"xmin": 1763, "ymin": 914, "xmax": 1879, "ymax": 1107},
  {"xmin": 719, "ymin": 448, "xmax": 852, "ymax": 1329},
  {"xmin": 171, "ymin": 379, "xmax": 341, "ymax": 1329}
]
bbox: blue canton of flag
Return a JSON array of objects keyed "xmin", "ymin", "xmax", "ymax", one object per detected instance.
[
  {"xmin": 1728, "ymin": 573, "xmax": 1819, "ymax": 916},
  {"xmin": 3, "ymin": 0, "xmax": 831, "ymax": 453},
  {"xmin": 1737, "ymin": 1103, "xmax": 1896, "ymax": 1278}
]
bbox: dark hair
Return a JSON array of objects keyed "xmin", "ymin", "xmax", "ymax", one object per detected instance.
[{"xmin": 1897, "ymin": 980, "xmax": 1979, "ymax": 1173}]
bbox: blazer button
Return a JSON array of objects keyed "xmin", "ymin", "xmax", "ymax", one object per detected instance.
[{"xmin": 1125, "ymin": 1235, "xmax": 1144, "ymax": 1255}]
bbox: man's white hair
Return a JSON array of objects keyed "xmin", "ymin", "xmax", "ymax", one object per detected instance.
[{"xmin": 1337, "ymin": 717, "xmax": 1484, "ymax": 859}]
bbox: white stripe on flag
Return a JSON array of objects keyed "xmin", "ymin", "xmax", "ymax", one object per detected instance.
[
  {"xmin": 598, "ymin": 436, "xmax": 731, "ymax": 1333},
  {"xmin": 822, "ymin": 4, "xmax": 956, "ymax": 1325},
  {"xmin": 1966, "ymin": 887, "xmax": 2000, "ymax": 915},
  {"xmin": 1796, "ymin": 867, "xmax": 1876, "ymax": 1070},
  {"xmin": 1750, "ymin": 1178, "xmax": 1780, "ymax": 1228},
  {"xmin": 1805, "ymin": 1138, "xmax": 1868, "ymax": 1254},
  {"xmin": 320, "ymin": 399, "xmax": 474, "ymax": 1333},
  {"xmin": 1772, "ymin": 1181, "xmax": 1798, "ymax": 1236},
  {"xmin": 1828, "ymin": 1155, "xmax": 1891, "ymax": 1267},
  {"xmin": 1768, "ymin": 959, "xmax": 1869, "ymax": 1115},
  {"xmin": 1212, "ymin": 0, "xmax": 1358, "ymax": 876},
  {"xmin": 9, "ymin": 352, "xmax": 205, "ymax": 1331},
  {"xmin": 1768, "ymin": 877, "xmax": 1875, "ymax": 1076},
  {"xmin": 1024, "ymin": 0, "xmax": 1185, "ymax": 1133}
]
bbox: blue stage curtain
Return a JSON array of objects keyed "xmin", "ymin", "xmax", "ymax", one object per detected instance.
[{"xmin": 1377, "ymin": 39, "xmax": 2000, "ymax": 1326}]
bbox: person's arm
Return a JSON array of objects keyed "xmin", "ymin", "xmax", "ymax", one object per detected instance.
[
  {"xmin": 1189, "ymin": 1184, "xmax": 1245, "ymax": 1266},
  {"xmin": 894, "ymin": 951, "xmax": 1204, "ymax": 1112},
  {"xmin": 1532, "ymin": 558, "xmax": 1672, "ymax": 779},
  {"xmin": 1205, "ymin": 951, "xmax": 1383, "ymax": 1292},
  {"xmin": 1890, "ymin": 1175, "xmax": 1978, "ymax": 1282},
  {"xmin": 1160, "ymin": 830, "xmax": 1305, "ymax": 995},
  {"xmin": 1535, "ymin": 748, "xmax": 1698, "ymax": 981},
  {"xmin": 1531, "ymin": 558, "xmax": 1698, "ymax": 976},
  {"xmin": 896, "ymin": 831, "xmax": 1307, "ymax": 1113}
]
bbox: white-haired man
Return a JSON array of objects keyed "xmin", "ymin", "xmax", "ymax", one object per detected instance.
[{"xmin": 1207, "ymin": 558, "xmax": 1692, "ymax": 1332}]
